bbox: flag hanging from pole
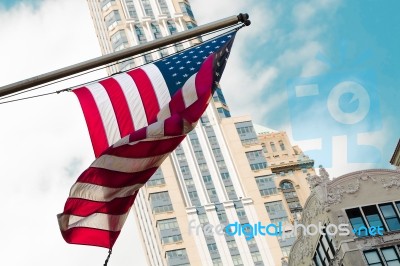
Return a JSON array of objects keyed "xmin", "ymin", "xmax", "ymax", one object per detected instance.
[{"xmin": 57, "ymin": 31, "xmax": 237, "ymax": 249}]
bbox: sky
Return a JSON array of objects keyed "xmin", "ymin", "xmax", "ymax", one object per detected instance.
[{"xmin": 0, "ymin": 0, "xmax": 399, "ymax": 265}]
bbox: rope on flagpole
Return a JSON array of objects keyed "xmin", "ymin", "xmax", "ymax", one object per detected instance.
[{"xmin": 103, "ymin": 249, "xmax": 112, "ymax": 266}]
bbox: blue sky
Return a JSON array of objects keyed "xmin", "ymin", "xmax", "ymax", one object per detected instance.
[
  {"xmin": 191, "ymin": 0, "xmax": 400, "ymax": 175},
  {"xmin": 0, "ymin": 0, "xmax": 399, "ymax": 265},
  {"xmin": 0, "ymin": 0, "xmax": 41, "ymax": 9}
]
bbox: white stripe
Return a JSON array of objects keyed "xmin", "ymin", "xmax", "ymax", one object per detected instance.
[
  {"xmin": 182, "ymin": 73, "xmax": 198, "ymax": 108},
  {"xmin": 113, "ymin": 73, "xmax": 148, "ymax": 130},
  {"xmin": 91, "ymin": 154, "xmax": 168, "ymax": 173},
  {"xmin": 142, "ymin": 64, "xmax": 171, "ymax": 110},
  {"xmin": 59, "ymin": 212, "xmax": 129, "ymax": 232},
  {"xmin": 86, "ymin": 83, "xmax": 121, "ymax": 145},
  {"xmin": 70, "ymin": 183, "xmax": 143, "ymax": 202},
  {"xmin": 146, "ymin": 120, "xmax": 165, "ymax": 139}
]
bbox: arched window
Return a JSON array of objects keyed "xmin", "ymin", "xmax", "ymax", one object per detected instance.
[{"xmin": 280, "ymin": 181, "xmax": 302, "ymax": 218}]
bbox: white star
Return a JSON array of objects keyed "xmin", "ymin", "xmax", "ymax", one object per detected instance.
[
  {"xmin": 228, "ymin": 35, "xmax": 232, "ymax": 38},
  {"xmin": 215, "ymin": 46, "xmax": 220, "ymax": 49},
  {"xmin": 217, "ymin": 62, "xmax": 220, "ymax": 67},
  {"xmin": 221, "ymin": 40, "xmax": 226, "ymax": 43},
  {"xmin": 197, "ymin": 62, "xmax": 201, "ymax": 65},
  {"xmin": 193, "ymin": 55, "xmax": 198, "ymax": 59},
  {"xmin": 165, "ymin": 62, "xmax": 171, "ymax": 65},
  {"xmin": 179, "ymin": 66, "xmax": 185, "ymax": 70},
  {"xmin": 176, "ymin": 61, "xmax": 181, "ymax": 64},
  {"xmin": 183, "ymin": 56, "xmax": 188, "ymax": 58},
  {"xmin": 203, "ymin": 56, "xmax": 207, "ymax": 59},
  {"xmin": 183, "ymin": 74, "xmax": 188, "ymax": 77},
  {"xmin": 176, "ymin": 81, "xmax": 182, "ymax": 85},
  {"xmin": 169, "ymin": 67, "xmax": 174, "ymax": 70},
  {"xmin": 189, "ymin": 51, "xmax": 194, "ymax": 54},
  {"xmin": 186, "ymin": 61, "xmax": 191, "ymax": 64},
  {"xmin": 209, "ymin": 51, "xmax": 213, "ymax": 54},
  {"xmin": 212, "ymin": 40, "xmax": 217, "ymax": 43},
  {"xmin": 206, "ymin": 45, "xmax": 210, "ymax": 48},
  {"xmin": 190, "ymin": 67, "xmax": 195, "ymax": 71},
  {"xmin": 199, "ymin": 50, "xmax": 204, "ymax": 53},
  {"xmin": 226, "ymin": 48, "xmax": 230, "ymax": 53},
  {"xmin": 216, "ymin": 72, "xmax": 220, "ymax": 77},
  {"xmin": 196, "ymin": 46, "xmax": 201, "ymax": 49},
  {"xmin": 172, "ymin": 73, "xmax": 177, "ymax": 77},
  {"xmin": 173, "ymin": 57, "xmax": 178, "ymax": 60}
]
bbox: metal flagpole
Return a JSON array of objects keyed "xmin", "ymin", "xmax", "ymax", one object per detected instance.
[{"xmin": 0, "ymin": 13, "xmax": 250, "ymax": 98}]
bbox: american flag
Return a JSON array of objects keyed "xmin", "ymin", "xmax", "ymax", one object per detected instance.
[{"xmin": 57, "ymin": 31, "xmax": 236, "ymax": 249}]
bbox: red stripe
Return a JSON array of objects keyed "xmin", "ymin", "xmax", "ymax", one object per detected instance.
[
  {"xmin": 168, "ymin": 88, "xmax": 186, "ymax": 116},
  {"xmin": 182, "ymin": 56, "xmax": 214, "ymax": 123},
  {"xmin": 106, "ymin": 135, "xmax": 185, "ymax": 158},
  {"xmin": 126, "ymin": 68, "xmax": 160, "ymax": 124},
  {"xmin": 63, "ymin": 193, "xmax": 138, "ymax": 216},
  {"xmin": 73, "ymin": 87, "xmax": 109, "ymax": 158},
  {"xmin": 100, "ymin": 78, "xmax": 134, "ymax": 138},
  {"xmin": 77, "ymin": 167, "xmax": 157, "ymax": 188},
  {"xmin": 60, "ymin": 227, "xmax": 120, "ymax": 249}
]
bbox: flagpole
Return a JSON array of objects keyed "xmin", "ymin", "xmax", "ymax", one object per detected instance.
[{"xmin": 0, "ymin": 13, "xmax": 250, "ymax": 98}]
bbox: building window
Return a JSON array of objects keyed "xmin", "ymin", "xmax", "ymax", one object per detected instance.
[
  {"xmin": 279, "ymin": 140, "xmax": 285, "ymax": 151},
  {"xmin": 346, "ymin": 202, "xmax": 400, "ymax": 237},
  {"xmin": 186, "ymin": 21, "xmax": 197, "ymax": 29},
  {"xmin": 203, "ymin": 175, "xmax": 212, "ymax": 183},
  {"xmin": 149, "ymin": 191, "xmax": 173, "ymax": 214},
  {"xmin": 147, "ymin": 168, "xmax": 165, "ymax": 187},
  {"xmin": 251, "ymin": 251, "xmax": 263, "ymax": 263},
  {"xmin": 246, "ymin": 150, "xmax": 267, "ymax": 171},
  {"xmin": 270, "ymin": 142, "xmax": 277, "ymax": 152},
  {"xmin": 232, "ymin": 255, "xmax": 243, "ymax": 266},
  {"xmin": 134, "ymin": 25, "xmax": 147, "ymax": 44},
  {"xmin": 207, "ymin": 243, "xmax": 218, "ymax": 251},
  {"xmin": 157, "ymin": 0, "xmax": 170, "ymax": 16},
  {"xmin": 364, "ymin": 249, "xmax": 383, "ymax": 266},
  {"xmin": 157, "ymin": 218, "xmax": 182, "ymax": 244},
  {"xmin": 235, "ymin": 121, "xmax": 258, "ymax": 145},
  {"xmin": 255, "ymin": 175, "xmax": 278, "ymax": 196},
  {"xmin": 265, "ymin": 201, "xmax": 285, "ymax": 216},
  {"xmin": 166, "ymin": 248, "xmax": 189, "ymax": 265},
  {"xmin": 346, "ymin": 208, "xmax": 369, "ymax": 237},
  {"xmin": 167, "ymin": 20, "xmax": 177, "ymax": 34},
  {"xmin": 179, "ymin": 2, "xmax": 195, "ymax": 20},
  {"xmin": 125, "ymin": 0, "xmax": 138, "ymax": 20},
  {"xmin": 141, "ymin": 0, "xmax": 154, "ymax": 17},
  {"xmin": 381, "ymin": 247, "xmax": 400, "ymax": 265},
  {"xmin": 150, "ymin": 22, "xmax": 162, "ymax": 39},
  {"xmin": 212, "ymin": 258, "xmax": 223, "ymax": 266},
  {"xmin": 280, "ymin": 181, "xmax": 302, "ymax": 216},
  {"xmin": 379, "ymin": 203, "xmax": 400, "ymax": 231}
]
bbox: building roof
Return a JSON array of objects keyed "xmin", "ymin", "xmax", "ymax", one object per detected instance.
[{"xmin": 253, "ymin": 124, "xmax": 278, "ymax": 135}]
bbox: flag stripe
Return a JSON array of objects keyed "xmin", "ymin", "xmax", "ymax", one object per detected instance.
[
  {"xmin": 70, "ymin": 182, "xmax": 143, "ymax": 202},
  {"xmin": 90, "ymin": 154, "xmax": 168, "ymax": 173},
  {"xmin": 63, "ymin": 194, "xmax": 138, "ymax": 216},
  {"xmin": 60, "ymin": 227, "xmax": 120, "ymax": 248},
  {"xmin": 77, "ymin": 167, "xmax": 157, "ymax": 188},
  {"xmin": 142, "ymin": 64, "xmax": 171, "ymax": 109},
  {"xmin": 100, "ymin": 78, "xmax": 134, "ymax": 137},
  {"xmin": 73, "ymin": 87, "xmax": 109, "ymax": 158},
  {"xmin": 113, "ymin": 73, "xmax": 148, "ymax": 130},
  {"xmin": 126, "ymin": 68, "xmax": 159, "ymax": 124},
  {"xmin": 182, "ymin": 74, "xmax": 198, "ymax": 107},
  {"xmin": 86, "ymin": 83, "xmax": 121, "ymax": 146},
  {"xmin": 59, "ymin": 212, "xmax": 129, "ymax": 232}
]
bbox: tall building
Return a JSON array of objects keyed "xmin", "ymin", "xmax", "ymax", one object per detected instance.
[{"xmin": 86, "ymin": 1, "xmax": 315, "ymax": 265}]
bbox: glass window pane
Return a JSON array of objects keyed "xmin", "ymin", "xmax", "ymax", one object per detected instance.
[
  {"xmin": 365, "ymin": 250, "xmax": 383, "ymax": 265},
  {"xmin": 362, "ymin": 205, "xmax": 386, "ymax": 230},
  {"xmin": 346, "ymin": 208, "xmax": 368, "ymax": 237},
  {"xmin": 380, "ymin": 203, "xmax": 400, "ymax": 231}
]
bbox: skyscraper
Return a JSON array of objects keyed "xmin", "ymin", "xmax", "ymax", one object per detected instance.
[{"xmin": 86, "ymin": 1, "xmax": 315, "ymax": 265}]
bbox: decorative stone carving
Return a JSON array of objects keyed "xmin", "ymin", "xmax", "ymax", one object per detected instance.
[
  {"xmin": 381, "ymin": 176, "xmax": 400, "ymax": 190},
  {"xmin": 326, "ymin": 179, "xmax": 360, "ymax": 204},
  {"xmin": 306, "ymin": 166, "xmax": 330, "ymax": 189},
  {"xmin": 281, "ymin": 257, "xmax": 289, "ymax": 266}
]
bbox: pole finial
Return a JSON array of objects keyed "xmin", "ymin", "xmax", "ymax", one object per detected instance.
[{"xmin": 237, "ymin": 13, "xmax": 251, "ymax": 26}]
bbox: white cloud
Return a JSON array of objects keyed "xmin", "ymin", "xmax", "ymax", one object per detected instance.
[{"xmin": 0, "ymin": 1, "xmax": 146, "ymax": 265}]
